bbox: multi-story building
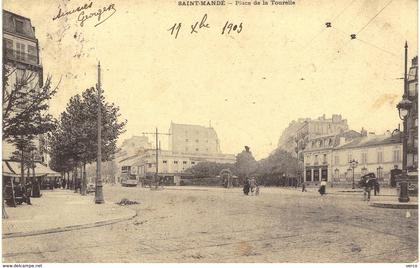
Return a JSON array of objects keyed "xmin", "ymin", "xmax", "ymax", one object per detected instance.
[
  {"xmin": 2, "ymin": 10, "xmax": 45, "ymax": 162},
  {"xmin": 277, "ymin": 118, "xmax": 309, "ymax": 157},
  {"xmin": 303, "ymin": 130, "xmax": 360, "ymax": 183},
  {"xmin": 295, "ymin": 114, "xmax": 349, "ymax": 162},
  {"xmin": 331, "ymin": 133, "xmax": 402, "ymax": 185},
  {"xmin": 118, "ymin": 122, "xmax": 235, "ymax": 184},
  {"xmin": 406, "ymin": 56, "xmax": 418, "ymax": 173},
  {"xmin": 169, "ymin": 122, "xmax": 221, "ymax": 155},
  {"xmin": 130, "ymin": 149, "xmax": 235, "ymax": 184}
]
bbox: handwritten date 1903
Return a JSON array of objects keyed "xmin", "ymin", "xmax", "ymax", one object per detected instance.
[
  {"xmin": 168, "ymin": 14, "xmax": 243, "ymax": 39},
  {"xmin": 221, "ymin": 21, "xmax": 243, "ymax": 35}
]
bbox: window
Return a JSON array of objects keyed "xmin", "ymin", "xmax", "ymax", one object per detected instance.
[
  {"xmin": 174, "ymin": 161, "xmax": 178, "ymax": 164},
  {"xmin": 323, "ymin": 154, "xmax": 327, "ymax": 163},
  {"xmin": 195, "ymin": 148, "xmax": 199, "ymax": 151},
  {"xmin": 4, "ymin": 38, "xmax": 13, "ymax": 49},
  {"xmin": 393, "ymin": 150, "xmax": 401, "ymax": 162},
  {"xmin": 163, "ymin": 160, "xmax": 167, "ymax": 164},
  {"xmin": 16, "ymin": 42, "xmax": 26, "ymax": 61},
  {"xmin": 334, "ymin": 169, "xmax": 339, "ymax": 180},
  {"xmin": 361, "ymin": 152, "xmax": 367, "ymax": 164},
  {"xmin": 15, "ymin": 20, "xmax": 24, "ymax": 33},
  {"xmin": 314, "ymin": 155, "xmax": 319, "ymax": 165},
  {"xmin": 191, "ymin": 161, "xmax": 195, "ymax": 165},
  {"xmin": 183, "ymin": 161, "xmax": 187, "ymax": 164},
  {"xmin": 148, "ymin": 163, "xmax": 152, "ymax": 168},
  {"xmin": 377, "ymin": 166, "xmax": 383, "ymax": 180},
  {"xmin": 334, "ymin": 155, "xmax": 340, "ymax": 165},
  {"xmin": 347, "ymin": 153, "xmax": 352, "ymax": 163},
  {"xmin": 377, "ymin": 151, "xmax": 383, "ymax": 163}
]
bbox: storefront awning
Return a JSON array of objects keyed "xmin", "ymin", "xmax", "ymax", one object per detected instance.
[{"xmin": 2, "ymin": 160, "xmax": 61, "ymax": 178}]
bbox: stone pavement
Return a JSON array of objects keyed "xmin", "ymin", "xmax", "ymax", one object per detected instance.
[{"xmin": 2, "ymin": 189, "xmax": 137, "ymax": 238}]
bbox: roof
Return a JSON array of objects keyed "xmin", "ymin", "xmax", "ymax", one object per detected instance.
[
  {"xmin": 3, "ymin": 10, "xmax": 37, "ymax": 40},
  {"xmin": 2, "ymin": 160, "xmax": 60, "ymax": 177},
  {"xmin": 303, "ymin": 130, "xmax": 361, "ymax": 153},
  {"xmin": 335, "ymin": 133, "xmax": 402, "ymax": 150}
]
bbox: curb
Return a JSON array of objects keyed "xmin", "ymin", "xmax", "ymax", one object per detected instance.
[
  {"xmin": 370, "ymin": 202, "xmax": 418, "ymax": 209},
  {"xmin": 3, "ymin": 209, "xmax": 137, "ymax": 239}
]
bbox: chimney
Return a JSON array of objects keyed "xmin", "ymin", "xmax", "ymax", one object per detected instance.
[{"xmin": 361, "ymin": 127, "xmax": 367, "ymax": 136}]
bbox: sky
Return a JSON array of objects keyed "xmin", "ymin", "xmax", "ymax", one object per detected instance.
[{"xmin": 4, "ymin": 0, "xmax": 418, "ymax": 160}]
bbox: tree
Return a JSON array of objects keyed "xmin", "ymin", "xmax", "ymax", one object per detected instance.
[
  {"xmin": 235, "ymin": 146, "xmax": 258, "ymax": 179},
  {"xmin": 185, "ymin": 161, "xmax": 235, "ymax": 178},
  {"xmin": 49, "ymin": 87, "xmax": 126, "ymax": 195},
  {"xmin": 255, "ymin": 148, "xmax": 299, "ymax": 186},
  {"xmin": 2, "ymin": 66, "xmax": 57, "ymax": 218},
  {"xmin": 2, "ymin": 67, "xmax": 57, "ymax": 140}
]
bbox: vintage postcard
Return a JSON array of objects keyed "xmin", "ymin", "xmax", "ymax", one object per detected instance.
[{"xmin": 2, "ymin": 0, "xmax": 418, "ymax": 265}]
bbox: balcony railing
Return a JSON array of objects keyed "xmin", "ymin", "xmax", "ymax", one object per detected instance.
[{"xmin": 4, "ymin": 48, "xmax": 39, "ymax": 66}]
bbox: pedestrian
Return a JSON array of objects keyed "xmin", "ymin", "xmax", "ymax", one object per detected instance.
[
  {"xmin": 318, "ymin": 179, "xmax": 327, "ymax": 195},
  {"xmin": 25, "ymin": 180, "xmax": 32, "ymax": 205},
  {"xmin": 243, "ymin": 178, "xmax": 250, "ymax": 195},
  {"xmin": 364, "ymin": 178, "xmax": 372, "ymax": 201},
  {"xmin": 250, "ymin": 177, "xmax": 256, "ymax": 195},
  {"xmin": 255, "ymin": 182, "xmax": 260, "ymax": 196},
  {"xmin": 374, "ymin": 179, "xmax": 380, "ymax": 196},
  {"xmin": 4, "ymin": 179, "xmax": 16, "ymax": 207},
  {"xmin": 301, "ymin": 182, "xmax": 307, "ymax": 192}
]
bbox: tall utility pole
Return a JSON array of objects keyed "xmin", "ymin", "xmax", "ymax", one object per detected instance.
[
  {"xmin": 95, "ymin": 61, "xmax": 104, "ymax": 204},
  {"xmin": 142, "ymin": 128, "xmax": 171, "ymax": 188},
  {"xmin": 402, "ymin": 41, "xmax": 408, "ymax": 172}
]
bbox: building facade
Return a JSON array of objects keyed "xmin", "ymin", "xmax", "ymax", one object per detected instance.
[
  {"xmin": 2, "ymin": 10, "xmax": 46, "ymax": 163},
  {"xmin": 295, "ymin": 114, "xmax": 349, "ymax": 162},
  {"xmin": 169, "ymin": 122, "xmax": 221, "ymax": 155},
  {"xmin": 117, "ymin": 122, "xmax": 235, "ymax": 184},
  {"xmin": 331, "ymin": 133, "xmax": 402, "ymax": 185},
  {"xmin": 131, "ymin": 149, "xmax": 235, "ymax": 184},
  {"xmin": 303, "ymin": 130, "xmax": 360, "ymax": 183},
  {"xmin": 406, "ymin": 56, "xmax": 418, "ymax": 172}
]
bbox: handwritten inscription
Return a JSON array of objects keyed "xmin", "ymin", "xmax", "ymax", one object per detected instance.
[
  {"xmin": 168, "ymin": 14, "xmax": 243, "ymax": 39},
  {"xmin": 52, "ymin": 1, "xmax": 117, "ymax": 28}
]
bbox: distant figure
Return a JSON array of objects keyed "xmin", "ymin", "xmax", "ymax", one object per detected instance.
[
  {"xmin": 243, "ymin": 179, "xmax": 250, "ymax": 195},
  {"xmin": 364, "ymin": 179, "xmax": 372, "ymax": 201},
  {"xmin": 373, "ymin": 180, "xmax": 380, "ymax": 196},
  {"xmin": 62, "ymin": 178, "xmax": 66, "ymax": 189},
  {"xmin": 25, "ymin": 181, "xmax": 32, "ymax": 205},
  {"xmin": 249, "ymin": 177, "xmax": 256, "ymax": 195},
  {"xmin": 302, "ymin": 182, "xmax": 307, "ymax": 192},
  {"xmin": 318, "ymin": 179, "xmax": 327, "ymax": 195},
  {"xmin": 255, "ymin": 183, "xmax": 260, "ymax": 196}
]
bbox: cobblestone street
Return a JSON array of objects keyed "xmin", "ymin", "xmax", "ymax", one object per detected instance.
[{"xmin": 3, "ymin": 185, "xmax": 418, "ymax": 263}]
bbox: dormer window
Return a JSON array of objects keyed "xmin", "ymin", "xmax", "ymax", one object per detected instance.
[{"xmin": 15, "ymin": 20, "xmax": 24, "ymax": 34}]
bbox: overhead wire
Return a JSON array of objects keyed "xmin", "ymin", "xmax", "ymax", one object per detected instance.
[{"xmin": 356, "ymin": 0, "xmax": 394, "ymax": 35}]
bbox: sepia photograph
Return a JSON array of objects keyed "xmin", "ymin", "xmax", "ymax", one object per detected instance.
[{"xmin": 1, "ymin": 0, "xmax": 419, "ymax": 266}]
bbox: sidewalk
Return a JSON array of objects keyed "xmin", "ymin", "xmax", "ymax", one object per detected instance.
[{"xmin": 2, "ymin": 189, "xmax": 137, "ymax": 239}]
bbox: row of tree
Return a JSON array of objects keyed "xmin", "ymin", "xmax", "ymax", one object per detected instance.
[
  {"xmin": 49, "ymin": 87, "xmax": 126, "ymax": 195},
  {"xmin": 185, "ymin": 145, "xmax": 299, "ymax": 185}
]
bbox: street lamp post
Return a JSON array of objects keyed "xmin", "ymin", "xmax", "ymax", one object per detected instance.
[
  {"xmin": 397, "ymin": 98, "xmax": 412, "ymax": 203},
  {"xmin": 349, "ymin": 159, "xmax": 358, "ymax": 189},
  {"xmin": 395, "ymin": 42, "xmax": 413, "ymax": 203}
]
